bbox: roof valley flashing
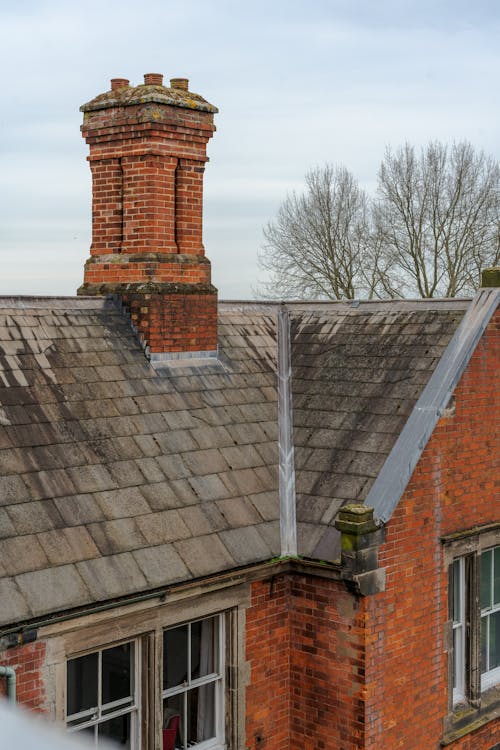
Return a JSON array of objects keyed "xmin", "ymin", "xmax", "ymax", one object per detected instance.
[
  {"xmin": 78, "ymin": 73, "xmax": 218, "ymax": 360},
  {"xmin": 278, "ymin": 305, "xmax": 298, "ymax": 557}
]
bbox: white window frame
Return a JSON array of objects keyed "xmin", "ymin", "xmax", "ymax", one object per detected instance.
[
  {"xmin": 162, "ymin": 614, "xmax": 225, "ymax": 750},
  {"xmin": 448, "ymin": 539, "xmax": 500, "ymax": 709},
  {"xmin": 66, "ymin": 638, "xmax": 141, "ymax": 749},
  {"xmin": 480, "ymin": 546, "xmax": 500, "ymax": 691},
  {"xmin": 451, "ymin": 557, "xmax": 465, "ymax": 704}
]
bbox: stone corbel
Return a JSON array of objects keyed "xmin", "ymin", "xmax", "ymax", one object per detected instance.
[{"xmin": 335, "ymin": 504, "xmax": 386, "ymax": 596}]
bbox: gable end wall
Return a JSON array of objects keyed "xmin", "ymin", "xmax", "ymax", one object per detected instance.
[{"xmin": 364, "ymin": 308, "xmax": 499, "ymax": 749}]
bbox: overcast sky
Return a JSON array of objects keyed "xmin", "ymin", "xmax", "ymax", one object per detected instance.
[{"xmin": 0, "ymin": 0, "xmax": 499, "ymax": 298}]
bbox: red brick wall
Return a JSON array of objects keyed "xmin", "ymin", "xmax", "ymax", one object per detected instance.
[
  {"xmin": 246, "ymin": 576, "xmax": 291, "ymax": 750},
  {"xmin": 288, "ymin": 575, "xmax": 367, "ymax": 750},
  {"xmin": 245, "ymin": 574, "xmax": 369, "ymax": 750},
  {"xmin": 0, "ymin": 640, "xmax": 47, "ymax": 712},
  {"xmin": 121, "ymin": 290, "xmax": 218, "ymax": 353},
  {"xmin": 364, "ymin": 308, "xmax": 500, "ymax": 749}
]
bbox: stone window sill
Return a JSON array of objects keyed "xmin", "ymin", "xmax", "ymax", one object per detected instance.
[{"xmin": 441, "ymin": 683, "xmax": 500, "ymax": 745}]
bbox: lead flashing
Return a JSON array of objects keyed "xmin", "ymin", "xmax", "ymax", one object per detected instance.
[{"xmin": 278, "ymin": 306, "xmax": 298, "ymax": 557}]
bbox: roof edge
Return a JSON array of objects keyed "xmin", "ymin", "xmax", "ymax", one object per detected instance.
[
  {"xmin": 366, "ymin": 288, "xmax": 500, "ymax": 524},
  {"xmin": 0, "ymin": 296, "xmax": 117, "ymax": 310},
  {"xmin": 0, "ymin": 557, "xmax": 341, "ymax": 637}
]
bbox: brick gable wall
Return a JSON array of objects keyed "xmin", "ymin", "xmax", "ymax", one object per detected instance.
[{"xmin": 364, "ymin": 308, "xmax": 499, "ymax": 749}]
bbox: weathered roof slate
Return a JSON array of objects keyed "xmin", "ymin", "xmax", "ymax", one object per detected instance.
[
  {"xmin": 0, "ymin": 296, "xmax": 470, "ymax": 627},
  {"xmin": 288, "ymin": 301, "xmax": 468, "ymax": 559}
]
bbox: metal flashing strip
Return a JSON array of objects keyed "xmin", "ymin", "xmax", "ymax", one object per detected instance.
[
  {"xmin": 278, "ymin": 305, "xmax": 298, "ymax": 556},
  {"xmin": 365, "ymin": 288, "xmax": 499, "ymax": 524},
  {"xmin": 149, "ymin": 349, "xmax": 218, "ymax": 367}
]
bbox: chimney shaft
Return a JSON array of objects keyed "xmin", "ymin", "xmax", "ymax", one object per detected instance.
[{"xmin": 78, "ymin": 74, "xmax": 219, "ymax": 358}]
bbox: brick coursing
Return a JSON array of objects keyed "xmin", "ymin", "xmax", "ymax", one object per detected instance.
[
  {"xmin": 0, "ymin": 640, "xmax": 47, "ymax": 713},
  {"xmin": 246, "ymin": 577, "xmax": 290, "ymax": 750},
  {"xmin": 120, "ymin": 288, "xmax": 218, "ymax": 353},
  {"xmin": 245, "ymin": 575, "xmax": 368, "ymax": 750},
  {"xmin": 288, "ymin": 576, "xmax": 367, "ymax": 750}
]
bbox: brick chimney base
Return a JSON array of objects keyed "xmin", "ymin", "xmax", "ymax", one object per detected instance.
[{"xmin": 78, "ymin": 282, "xmax": 218, "ymax": 355}]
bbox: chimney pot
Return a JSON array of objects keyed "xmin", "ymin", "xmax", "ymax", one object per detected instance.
[
  {"xmin": 170, "ymin": 78, "xmax": 189, "ymax": 91},
  {"xmin": 144, "ymin": 73, "xmax": 163, "ymax": 86},
  {"xmin": 110, "ymin": 78, "xmax": 129, "ymax": 90}
]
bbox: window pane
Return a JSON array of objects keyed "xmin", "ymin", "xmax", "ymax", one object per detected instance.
[
  {"xmin": 481, "ymin": 550, "xmax": 492, "ymax": 610},
  {"xmin": 494, "ymin": 548, "xmax": 500, "ymax": 606},
  {"xmin": 71, "ymin": 725, "xmax": 95, "ymax": 741},
  {"xmin": 481, "ymin": 615, "xmax": 488, "ymax": 673},
  {"xmin": 452, "ymin": 560, "xmax": 461, "ymax": 623},
  {"xmin": 191, "ymin": 617, "xmax": 217, "ymax": 680},
  {"xmin": 163, "ymin": 694, "xmax": 183, "ymax": 750},
  {"xmin": 187, "ymin": 683, "xmax": 216, "ymax": 746},
  {"xmin": 489, "ymin": 611, "xmax": 500, "ymax": 671},
  {"xmin": 163, "ymin": 625, "xmax": 188, "ymax": 690},
  {"xmin": 102, "ymin": 643, "xmax": 133, "ymax": 706},
  {"xmin": 453, "ymin": 628, "xmax": 460, "ymax": 690},
  {"xmin": 98, "ymin": 714, "xmax": 131, "ymax": 748},
  {"xmin": 67, "ymin": 652, "xmax": 98, "ymax": 717}
]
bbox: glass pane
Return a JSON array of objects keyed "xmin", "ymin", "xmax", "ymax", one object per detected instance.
[
  {"xmin": 489, "ymin": 611, "xmax": 500, "ymax": 671},
  {"xmin": 481, "ymin": 550, "xmax": 492, "ymax": 610},
  {"xmin": 71, "ymin": 725, "xmax": 95, "ymax": 741},
  {"xmin": 102, "ymin": 643, "xmax": 133, "ymax": 706},
  {"xmin": 67, "ymin": 652, "xmax": 98, "ymax": 717},
  {"xmin": 187, "ymin": 683, "xmax": 216, "ymax": 746},
  {"xmin": 453, "ymin": 628, "xmax": 460, "ymax": 689},
  {"xmin": 494, "ymin": 547, "xmax": 500, "ymax": 606},
  {"xmin": 191, "ymin": 617, "xmax": 217, "ymax": 680},
  {"xmin": 163, "ymin": 694, "xmax": 183, "ymax": 750},
  {"xmin": 481, "ymin": 615, "xmax": 488, "ymax": 673},
  {"xmin": 452, "ymin": 560, "xmax": 461, "ymax": 623},
  {"xmin": 163, "ymin": 625, "xmax": 188, "ymax": 690},
  {"xmin": 98, "ymin": 713, "xmax": 131, "ymax": 748}
]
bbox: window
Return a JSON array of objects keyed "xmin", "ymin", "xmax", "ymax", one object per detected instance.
[
  {"xmin": 162, "ymin": 615, "xmax": 224, "ymax": 750},
  {"xmin": 62, "ymin": 598, "xmax": 244, "ymax": 750},
  {"xmin": 481, "ymin": 546, "xmax": 500, "ymax": 689},
  {"xmin": 66, "ymin": 640, "xmax": 139, "ymax": 748},
  {"xmin": 450, "ymin": 543, "xmax": 500, "ymax": 705}
]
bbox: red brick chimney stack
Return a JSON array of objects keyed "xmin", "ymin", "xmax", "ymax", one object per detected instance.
[{"xmin": 78, "ymin": 73, "xmax": 218, "ymax": 359}]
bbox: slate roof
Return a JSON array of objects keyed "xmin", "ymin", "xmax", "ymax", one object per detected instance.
[
  {"xmin": 288, "ymin": 300, "xmax": 468, "ymax": 559},
  {"xmin": 0, "ymin": 296, "xmax": 469, "ymax": 627}
]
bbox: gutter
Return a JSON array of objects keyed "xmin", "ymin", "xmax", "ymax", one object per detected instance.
[
  {"xmin": 0, "ymin": 666, "xmax": 16, "ymax": 701},
  {"xmin": 0, "ymin": 557, "xmax": 340, "ymax": 644}
]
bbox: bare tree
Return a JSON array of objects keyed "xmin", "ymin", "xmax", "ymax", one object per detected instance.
[
  {"xmin": 374, "ymin": 142, "xmax": 500, "ymax": 298},
  {"xmin": 258, "ymin": 142, "xmax": 499, "ymax": 300},
  {"xmin": 257, "ymin": 165, "xmax": 383, "ymax": 300}
]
